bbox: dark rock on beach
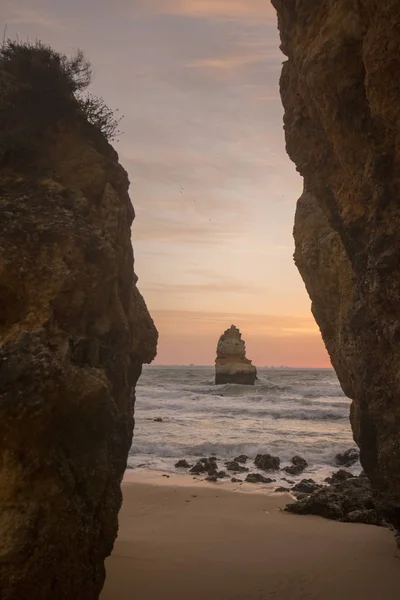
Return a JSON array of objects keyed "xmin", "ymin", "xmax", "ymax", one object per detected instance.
[
  {"xmin": 153, "ymin": 417, "xmax": 163, "ymax": 423},
  {"xmin": 286, "ymin": 477, "xmax": 379, "ymax": 526},
  {"xmin": 245, "ymin": 473, "xmax": 275, "ymax": 484},
  {"xmin": 254, "ymin": 454, "xmax": 280, "ymax": 471},
  {"xmin": 283, "ymin": 456, "xmax": 308, "ymax": 476},
  {"xmin": 231, "ymin": 478, "xmax": 242, "ymax": 483},
  {"xmin": 335, "ymin": 449, "xmax": 359, "ymax": 468},
  {"xmin": 292, "ymin": 479, "xmax": 321, "ymax": 494},
  {"xmin": 225, "ymin": 461, "xmax": 248, "ymax": 473},
  {"xmin": 275, "ymin": 487, "xmax": 291, "ymax": 493},
  {"xmin": 175, "ymin": 460, "xmax": 192, "ymax": 469},
  {"xmin": 324, "ymin": 469, "xmax": 354, "ymax": 485},
  {"xmin": 190, "ymin": 457, "xmax": 219, "ymax": 476},
  {"xmin": 234, "ymin": 454, "xmax": 248, "ymax": 464}
]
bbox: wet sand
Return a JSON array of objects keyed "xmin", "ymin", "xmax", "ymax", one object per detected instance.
[{"xmin": 101, "ymin": 472, "xmax": 400, "ymax": 600}]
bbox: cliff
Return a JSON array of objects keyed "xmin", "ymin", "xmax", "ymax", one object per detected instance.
[
  {"xmin": 0, "ymin": 42, "xmax": 157, "ymax": 598},
  {"xmin": 215, "ymin": 325, "xmax": 257, "ymax": 385},
  {"xmin": 271, "ymin": 0, "xmax": 400, "ymax": 538}
]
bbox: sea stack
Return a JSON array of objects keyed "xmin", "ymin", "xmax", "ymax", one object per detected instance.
[
  {"xmin": 215, "ymin": 325, "xmax": 257, "ymax": 385},
  {"xmin": 272, "ymin": 0, "xmax": 400, "ymax": 539},
  {"xmin": 0, "ymin": 42, "xmax": 157, "ymax": 598}
]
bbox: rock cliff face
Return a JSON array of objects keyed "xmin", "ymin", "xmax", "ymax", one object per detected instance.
[
  {"xmin": 272, "ymin": 0, "xmax": 400, "ymax": 536},
  {"xmin": 0, "ymin": 43, "xmax": 157, "ymax": 598},
  {"xmin": 215, "ymin": 325, "xmax": 257, "ymax": 385}
]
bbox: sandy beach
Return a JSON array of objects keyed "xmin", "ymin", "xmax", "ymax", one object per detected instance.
[{"xmin": 101, "ymin": 472, "xmax": 400, "ymax": 600}]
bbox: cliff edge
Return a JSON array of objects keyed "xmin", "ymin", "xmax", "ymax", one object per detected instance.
[
  {"xmin": 0, "ymin": 42, "xmax": 157, "ymax": 598},
  {"xmin": 271, "ymin": 0, "xmax": 400, "ymax": 538},
  {"xmin": 215, "ymin": 325, "xmax": 257, "ymax": 385}
]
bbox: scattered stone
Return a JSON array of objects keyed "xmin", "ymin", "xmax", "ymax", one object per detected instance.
[
  {"xmin": 216, "ymin": 471, "xmax": 227, "ymax": 479},
  {"xmin": 189, "ymin": 462, "xmax": 208, "ymax": 475},
  {"xmin": 153, "ymin": 417, "xmax": 163, "ymax": 423},
  {"xmin": 283, "ymin": 456, "xmax": 308, "ymax": 476},
  {"xmin": 335, "ymin": 448, "xmax": 359, "ymax": 467},
  {"xmin": 254, "ymin": 453, "xmax": 280, "ymax": 471},
  {"xmin": 245, "ymin": 473, "xmax": 275, "ymax": 484},
  {"xmin": 215, "ymin": 325, "xmax": 257, "ymax": 385},
  {"xmin": 275, "ymin": 487, "xmax": 291, "ymax": 492},
  {"xmin": 162, "ymin": 474, "xmax": 170, "ymax": 478},
  {"xmin": 231, "ymin": 478, "xmax": 242, "ymax": 483},
  {"xmin": 175, "ymin": 459, "xmax": 192, "ymax": 469},
  {"xmin": 324, "ymin": 469, "xmax": 354, "ymax": 485},
  {"xmin": 292, "ymin": 479, "xmax": 321, "ymax": 494},
  {"xmin": 234, "ymin": 454, "xmax": 248, "ymax": 464},
  {"xmin": 282, "ymin": 478, "xmax": 295, "ymax": 485},
  {"xmin": 225, "ymin": 460, "xmax": 248, "ymax": 473},
  {"xmin": 285, "ymin": 477, "xmax": 380, "ymax": 525},
  {"xmin": 205, "ymin": 475, "xmax": 218, "ymax": 483}
]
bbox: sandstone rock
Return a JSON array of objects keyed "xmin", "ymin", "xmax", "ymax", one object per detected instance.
[
  {"xmin": 175, "ymin": 460, "xmax": 192, "ymax": 469},
  {"xmin": 272, "ymin": 0, "xmax": 400, "ymax": 538},
  {"xmin": 292, "ymin": 479, "xmax": 321, "ymax": 494},
  {"xmin": 245, "ymin": 473, "xmax": 275, "ymax": 484},
  {"xmin": 335, "ymin": 449, "xmax": 359, "ymax": 468},
  {"xmin": 215, "ymin": 325, "xmax": 257, "ymax": 385},
  {"xmin": 254, "ymin": 453, "xmax": 280, "ymax": 471},
  {"xmin": 283, "ymin": 455, "xmax": 308, "ymax": 475},
  {"xmin": 0, "ymin": 43, "xmax": 157, "ymax": 598},
  {"xmin": 286, "ymin": 478, "xmax": 379, "ymax": 526}
]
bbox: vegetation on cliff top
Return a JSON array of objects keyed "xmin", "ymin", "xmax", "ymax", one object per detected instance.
[{"xmin": 0, "ymin": 40, "xmax": 122, "ymax": 165}]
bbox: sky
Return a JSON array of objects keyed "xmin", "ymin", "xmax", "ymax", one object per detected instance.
[{"xmin": 1, "ymin": 0, "xmax": 331, "ymax": 367}]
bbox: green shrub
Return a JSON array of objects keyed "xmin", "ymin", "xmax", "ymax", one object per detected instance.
[{"xmin": 0, "ymin": 39, "xmax": 121, "ymax": 165}]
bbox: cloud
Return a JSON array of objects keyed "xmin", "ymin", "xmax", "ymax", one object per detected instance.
[
  {"xmin": 151, "ymin": 310, "xmax": 321, "ymax": 337},
  {"xmin": 135, "ymin": 0, "xmax": 276, "ymax": 22},
  {"xmin": 6, "ymin": 7, "xmax": 64, "ymax": 29}
]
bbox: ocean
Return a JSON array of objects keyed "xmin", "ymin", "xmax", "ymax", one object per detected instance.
[{"xmin": 128, "ymin": 366, "xmax": 360, "ymax": 485}]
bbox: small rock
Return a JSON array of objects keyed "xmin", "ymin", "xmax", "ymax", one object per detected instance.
[
  {"xmin": 292, "ymin": 479, "xmax": 321, "ymax": 494},
  {"xmin": 225, "ymin": 460, "xmax": 248, "ymax": 473},
  {"xmin": 245, "ymin": 473, "xmax": 275, "ymax": 484},
  {"xmin": 282, "ymin": 477, "xmax": 295, "ymax": 484},
  {"xmin": 153, "ymin": 417, "xmax": 163, "ymax": 423},
  {"xmin": 231, "ymin": 477, "xmax": 242, "ymax": 483},
  {"xmin": 175, "ymin": 459, "xmax": 192, "ymax": 469},
  {"xmin": 274, "ymin": 486, "xmax": 291, "ymax": 492},
  {"xmin": 205, "ymin": 475, "xmax": 218, "ymax": 482},
  {"xmin": 254, "ymin": 453, "xmax": 280, "ymax": 471},
  {"xmin": 324, "ymin": 469, "xmax": 354, "ymax": 485},
  {"xmin": 216, "ymin": 471, "xmax": 227, "ymax": 479},
  {"xmin": 283, "ymin": 455, "xmax": 308, "ymax": 476},
  {"xmin": 162, "ymin": 474, "xmax": 170, "ymax": 478},
  {"xmin": 234, "ymin": 454, "xmax": 248, "ymax": 464},
  {"xmin": 189, "ymin": 462, "xmax": 207, "ymax": 475},
  {"xmin": 335, "ymin": 448, "xmax": 359, "ymax": 467}
]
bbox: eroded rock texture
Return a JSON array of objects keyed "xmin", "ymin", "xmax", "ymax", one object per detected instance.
[
  {"xmin": 0, "ymin": 44, "xmax": 157, "ymax": 598},
  {"xmin": 271, "ymin": 0, "xmax": 400, "ymax": 534},
  {"xmin": 215, "ymin": 325, "xmax": 257, "ymax": 385}
]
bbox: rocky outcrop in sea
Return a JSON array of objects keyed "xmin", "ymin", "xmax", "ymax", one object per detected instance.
[
  {"xmin": 215, "ymin": 325, "xmax": 257, "ymax": 385},
  {"xmin": 0, "ymin": 41, "xmax": 157, "ymax": 598},
  {"xmin": 272, "ymin": 0, "xmax": 400, "ymax": 542}
]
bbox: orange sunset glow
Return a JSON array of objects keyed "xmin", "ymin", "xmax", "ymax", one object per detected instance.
[{"xmin": 3, "ymin": 0, "xmax": 331, "ymax": 367}]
